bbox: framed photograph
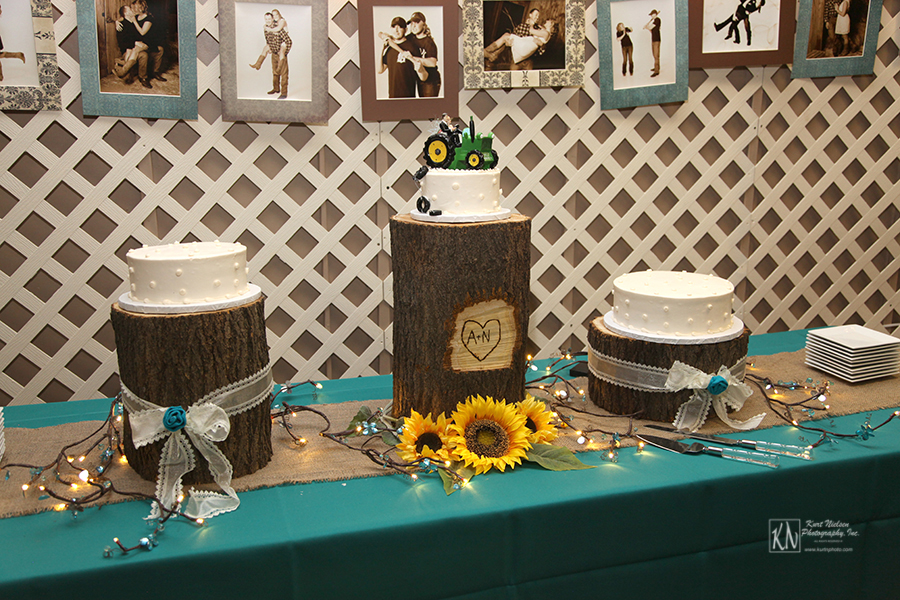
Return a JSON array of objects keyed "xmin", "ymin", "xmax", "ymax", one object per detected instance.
[
  {"xmin": 689, "ymin": 0, "xmax": 795, "ymax": 68},
  {"xmin": 359, "ymin": 0, "xmax": 459, "ymax": 121},
  {"xmin": 792, "ymin": 0, "xmax": 882, "ymax": 78},
  {"xmin": 463, "ymin": 0, "xmax": 585, "ymax": 89},
  {"xmin": 597, "ymin": 0, "xmax": 688, "ymax": 110},
  {"xmin": 0, "ymin": 0, "xmax": 62, "ymax": 111},
  {"xmin": 76, "ymin": 0, "xmax": 197, "ymax": 120},
  {"xmin": 219, "ymin": 0, "xmax": 328, "ymax": 123}
]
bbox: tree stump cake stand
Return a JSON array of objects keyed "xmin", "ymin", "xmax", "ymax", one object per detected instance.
[
  {"xmin": 390, "ymin": 213, "xmax": 531, "ymax": 418},
  {"xmin": 587, "ymin": 316, "xmax": 751, "ymax": 422},
  {"xmin": 111, "ymin": 296, "xmax": 272, "ymax": 484}
]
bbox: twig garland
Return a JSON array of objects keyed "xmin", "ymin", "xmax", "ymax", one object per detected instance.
[
  {"xmin": 270, "ymin": 382, "xmax": 469, "ymax": 486},
  {"xmin": 526, "ymin": 353, "xmax": 642, "ymax": 462},
  {"xmin": 744, "ymin": 372, "xmax": 899, "ymax": 447},
  {"xmin": 0, "ymin": 396, "xmax": 206, "ymax": 558}
]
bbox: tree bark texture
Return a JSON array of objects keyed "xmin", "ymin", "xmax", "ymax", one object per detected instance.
[
  {"xmin": 587, "ymin": 316, "xmax": 751, "ymax": 422},
  {"xmin": 390, "ymin": 213, "xmax": 531, "ymax": 418},
  {"xmin": 111, "ymin": 296, "xmax": 272, "ymax": 484}
]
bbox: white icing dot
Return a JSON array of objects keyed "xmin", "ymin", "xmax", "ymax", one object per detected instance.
[
  {"xmin": 149, "ymin": 281, "xmax": 156, "ymax": 288},
  {"xmin": 663, "ymin": 306, "xmax": 669, "ymax": 312},
  {"xmin": 431, "ymin": 195, "xmax": 438, "ymax": 202},
  {"xmin": 479, "ymin": 193, "xmax": 485, "ymax": 200},
  {"xmin": 128, "ymin": 267, "xmax": 134, "ymax": 274},
  {"xmin": 624, "ymin": 299, "xmax": 630, "ymax": 306},
  {"xmin": 245, "ymin": 267, "xmax": 249, "ymax": 275},
  {"xmin": 214, "ymin": 280, "xmax": 221, "ymax": 287},
  {"xmin": 179, "ymin": 289, "xmax": 186, "ymax": 296},
  {"xmin": 492, "ymin": 178, "xmax": 497, "ymax": 185},
  {"xmin": 234, "ymin": 262, "xmax": 240, "ymax": 270},
  {"xmin": 143, "ymin": 298, "xmax": 150, "ymax": 303},
  {"xmin": 130, "ymin": 284, "xmax": 136, "ymax": 291},
  {"xmin": 642, "ymin": 314, "xmax": 648, "ymax": 321},
  {"xmin": 663, "ymin": 322, "xmax": 669, "ymax": 328},
  {"xmin": 175, "ymin": 269, "xmax": 183, "ymax": 277},
  {"xmin": 451, "ymin": 182, "xmax": 460, "ymax": 190},
  {"xmin": 234, "ymin": 279, "xmax": 240, "ymax": 287},
  {"xmin": 707, "ymin": 304, "xmax": 713, "ymax": 311},
  {"xmin": 688, "ymin": 318, "xmax": 694, "ymax": 325},
  {"xmin": 163, "ymin": 299, "xmax": 172, "ymax": 305}
]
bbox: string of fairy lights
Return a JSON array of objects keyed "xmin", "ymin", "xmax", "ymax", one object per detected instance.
[{"xmin": 1, "ymin": 350, "xmax": 898, "ymax": 557}]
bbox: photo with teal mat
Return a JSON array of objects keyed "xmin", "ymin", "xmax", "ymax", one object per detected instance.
[
  {"xmin": 597, "ymin": 0, "xmax": 688, "ymax": 109},
  {"xmin": 76, "ymin": 0, "xmax": 197, "ymax": 119},
  {"xmin": 791, "ymin": 0, "xmax": 883, "ymax": 78}
]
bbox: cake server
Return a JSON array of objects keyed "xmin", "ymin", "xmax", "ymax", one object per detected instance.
[
  {"xmin": 636, "ymin": 434, "xmax": 780, "ymax": 469},
  {"xmin": 644, "ymin": 424, "xmax": 813, "ymax": 460}
]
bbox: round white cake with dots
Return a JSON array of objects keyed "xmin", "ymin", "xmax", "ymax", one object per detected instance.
[
  {"xmin": 610, "ymin": 270, "xmax": 735, "ymax": 338},
  {"xmin": 126, "ymin": 241, "xmax": 249, "ymax": 306}
]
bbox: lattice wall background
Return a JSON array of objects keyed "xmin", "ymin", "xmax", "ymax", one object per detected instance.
[{"xmin": 0, "ymin": 0, "xmax": 898, "ymax": 406}]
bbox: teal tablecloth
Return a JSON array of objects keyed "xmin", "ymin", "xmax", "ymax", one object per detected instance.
[{"xmin": 1, "ymin": 330, "xmax": 899, "ymax": 599}]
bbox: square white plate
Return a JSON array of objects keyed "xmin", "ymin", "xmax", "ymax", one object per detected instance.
[{"xmin": 808, "ymin": 325, "xmax": 900, "ymax": 351}]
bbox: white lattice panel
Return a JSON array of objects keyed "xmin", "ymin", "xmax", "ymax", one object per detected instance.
[{"xmin": 0, "ymin": 0, "xmax": 897, "ymax": 406}]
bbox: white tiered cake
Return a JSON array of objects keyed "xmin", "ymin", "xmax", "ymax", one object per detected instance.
[{"xmin": 119, "ymin": 241, "xmax": 260, "ymax": 314}]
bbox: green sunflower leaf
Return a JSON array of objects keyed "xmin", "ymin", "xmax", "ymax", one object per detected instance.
[
  {"xmin": 346, "ymin": 406, "xmax": 373, "ymax": 436},
  {"xmin": 440, "ymin": 462, "xmax": 476, "ymax": 495},
  {"xmin": 381, "ymin": 430, "xmax": 401, "ymax": 446},
  {"xmin": 525, "ymin": 444, "xmax": 595, "ymax": 471}
]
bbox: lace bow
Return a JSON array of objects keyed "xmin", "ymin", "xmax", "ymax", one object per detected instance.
[
  {"xmin": 121, "ymin": 364, "xmax": 272, "ymax": 521},
  {"xmin": 666, "ymin": 361, "xmax": 764, "ymax": 432}
]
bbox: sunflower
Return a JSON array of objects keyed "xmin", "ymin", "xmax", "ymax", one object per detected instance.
[
  {"xmin": 517, "ymin": 396, "xmax": 558, "ymax": 445},
  {"xmin": 396, "ymin": 410, "xmax": 452, "ymax": 464},
  {"xmin": 448, "ymin": 395, "xmax": 531, "ymax": 475}
]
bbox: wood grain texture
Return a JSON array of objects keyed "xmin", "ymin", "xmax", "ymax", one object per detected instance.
[
  {"xmin": 111, "ymin": 297, "xmax": 273, "ymax": 484},
  {"xmin": 390, "ymin": 213, "xmax": 531, "ymax": 417},
  {"xmin": 587, "ymin": 317, "xmax": 750, "ymax": 422}
]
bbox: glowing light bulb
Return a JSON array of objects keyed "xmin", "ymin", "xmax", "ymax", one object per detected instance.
[
  {"xmin": 119, "ymin": 455, "xmax": 128, "ymax": 465},
  {"xmin": 21, "ymin": 484, "xmax": 29, "ymax": 492},
  {"xmin": 315, "ymin": 383, "xmax": 323, "ymax": 389},
  {"xmin": 196, "ymin": 518, "xmax": 205, "ymax": 525},
  {"xmin": 79, "ymin": 470, "xmax": 89, "ymax": 482}
]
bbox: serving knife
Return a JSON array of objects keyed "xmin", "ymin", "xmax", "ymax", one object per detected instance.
[
  {"xmin": 645, "ymin": 424, "xmax": 813, "ymax": 460},
  {"xmin": 636, "ymin": 434, "xmax": 780, "ymax": 469}
]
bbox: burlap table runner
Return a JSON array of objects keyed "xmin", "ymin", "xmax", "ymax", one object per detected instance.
[{"xmin": 1, "ymin": 349, "xmax": 897, "ymax": 519}]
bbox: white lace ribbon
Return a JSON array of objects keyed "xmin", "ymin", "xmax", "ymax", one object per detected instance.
[
  {"xmin": 588, "ymin": 349, "xmax": 763, "ymax": 432},
  {"xmin": 666, "ymin": 360, "xmax": 765, "ymax": 432},
  {"xmin": 121, "ymin": 364, "xmax": 273, "ymax": 521}
]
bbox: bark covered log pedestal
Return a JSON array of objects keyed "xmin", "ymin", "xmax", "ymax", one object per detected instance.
[
  {"xmin": 587, "ymin": 316, "xmax": 751, "ymax": 422},
  {"xmin": 111, "ymin": 296, "xmax": 272, "ymax": 484},
  {"xmin": 390, "ymin": 213, "xmax": 531, "ymax": 418}
]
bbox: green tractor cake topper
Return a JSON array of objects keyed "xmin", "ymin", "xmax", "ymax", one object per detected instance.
[{"xmin": 421, "ymin": 115, "xmax": 499, "ymax": 172}]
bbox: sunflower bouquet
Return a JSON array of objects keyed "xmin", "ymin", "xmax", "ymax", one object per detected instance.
[{"xmin": 396, "ymin": 394, "xmax": 592, "ymax": 494}]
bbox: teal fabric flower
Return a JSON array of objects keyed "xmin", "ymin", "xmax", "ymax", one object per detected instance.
[
  {"xmin": 162, "ymin": 406, "xmax": 187, "ymax": 432},
  {"xmin": 707, "ymin": 375, "xmax": 729, "ymax": 395}
]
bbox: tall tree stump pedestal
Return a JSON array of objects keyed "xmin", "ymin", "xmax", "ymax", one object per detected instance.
[
  {"xmin": 587, "ymin": 316, "xmax": 751, "ymax": 422},
  {"xmin": 111, "ymin": 296, "xmax": 272, "ymax": 484},
  {"xmin": 390, "ymin": 213, "xmax": 531, "ymax": 418}
]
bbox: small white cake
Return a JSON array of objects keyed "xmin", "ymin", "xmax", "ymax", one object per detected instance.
[
  {"xmin": 610, "ymin": 270, "xmax": 735, "ymax": 337},
  {"xmin": 418, "ymin": 168, "xmax": 503, "ymax": 217},
  {"xmin": 126, "ymin": 241, "xmax": 249, "ymax": 306}
]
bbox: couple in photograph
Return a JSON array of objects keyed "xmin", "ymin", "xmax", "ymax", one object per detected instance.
[
  {"xmin": 114, "ymin": 0, "xmax": 166, "ymax": 89},
  {"xmin": 249, "ymin": 9, "xmax": 292, "ymax": 99},
  {"xmin": 377, "ymin": 12, "xmax": 441, "ymax": 99},
  {"xmin": 615, "ymin": 10, "xmax": 661, "ymax": 78},
  {"xmin": 714, "ymin": 0, "xmax": 766, "ymax": 46},
  {"xmin": 484, "ymin": 7, "xmax": 556, "ymax": 71}
]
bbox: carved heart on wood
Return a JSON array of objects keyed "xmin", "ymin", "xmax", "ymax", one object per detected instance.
[{"xmin": 461, "ymin": 319, "xmax": 502, "ymax": 361}]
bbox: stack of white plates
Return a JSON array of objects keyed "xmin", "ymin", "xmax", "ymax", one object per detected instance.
[{"xmin": 805, "ymin": 325, "xmax": 900, "ymax": 383}]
